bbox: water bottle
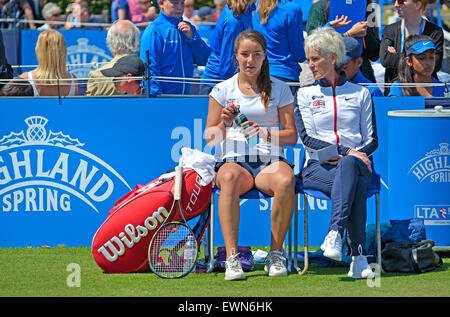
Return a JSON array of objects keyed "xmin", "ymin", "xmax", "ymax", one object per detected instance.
[
  {"xmin": 183, "ymin": 234, "xmax": 195, "ymax": 273},
  {"xmin": 233, "ymin": 109, "xmax": 259, "ymax": 147}
]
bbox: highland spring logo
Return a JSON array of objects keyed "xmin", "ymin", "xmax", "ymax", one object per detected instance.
[
  {"xmin": 67, "ymin": 38, "xmax": 113, "ymax": 79},
  {"xmin": 408, "ymin": 143, "xmax": 450, "ymax": 183},
  {"xmin": 0, "ymin": 116, "xmax": 131, "ymax": 213}
]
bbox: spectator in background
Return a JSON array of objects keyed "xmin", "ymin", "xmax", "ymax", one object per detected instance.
[
  {"xmin": 18, "ymin": 30, "xmax": 79, "ymax": 96},
  {"xmin": 111, "ymin": 0, "xmax": 130, "ymax": 22},
  {"xmin": 100, "ymin": 54, "xmax": 145, "ymax": 95},
  {"xmin": 0, "ymin": 29, "xmax": 13, "ymax": 90},
  {"xmin": 212, "ymin": 0, "xmax": 226, "ymax": 21},
  {"xmin": 183, "ymin": 0, "xmax": 197, "ymax": 22},
  {"xmin": 140, "ymin": 0, "xmax": 211, "ymax": 95},
  {"xmin": 196, "ymin": 6, "xmax": 215, "ymax": 31},
  {"xmin": 132, "ymin": 0, "xmax": 158, "ymax": 27},
  {"xmin": 199, "ymin": 0, "xmax": 255, "ymax": 94},
  {"xmin": 3, "ymin": 0, "xmax": 39, "ymax": 29},
  {"xmin": 388, "ymin": 34, "xmax": 449, "ymax": 97},
  {"xmin": 380, "ymin": 0, "xmax": 443, "ymax": 95},
  {"xmin": 85, "ymin": 20, "xmax": 140, "ymax": 96},
  {"xmin": 342, "ymin": 36, "xmax": 383, "ymax": 98},
  {"xmin": 65, "ymin": 0, "xmax": 88, "ymax": 27},
  {"xmin": 38, "ymin": 2, "xmax": 61, "ymax": 30},
  {"xmin": 0, "ymin": 79, "xmax": 34, "ymax": 96},
  {"xmin": 252, "ymin": 0, "xmax": 306, "ymax": 96},
  {"xmin": 66, "ymin": 2, "xmax": 105, "ymax": 30},
  {"xmin": 306, "ymin": 0, "xmax": 380, "ymax": 84}
]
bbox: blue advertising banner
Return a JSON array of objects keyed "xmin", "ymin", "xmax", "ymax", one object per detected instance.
[
  {"xmin": 0, "ymin": 96, "xmax": 336, "ymax": 248},
  {"xmin": 0, "ymin": 96, "xmax": 209, "ymax": 247},
  {"xmin": 1, "ymin": 96, "xmax": 442, "ymax": 247}
]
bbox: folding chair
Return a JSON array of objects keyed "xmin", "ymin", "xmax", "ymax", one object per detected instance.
[{"xmin": 295, "ymin": 158, "xmax": 382, "ymax": 271}]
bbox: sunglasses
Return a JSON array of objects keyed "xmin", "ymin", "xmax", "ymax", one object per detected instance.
[{"xmin": 395, "ymin": 0, "xmax": 406, "ymax": 6}]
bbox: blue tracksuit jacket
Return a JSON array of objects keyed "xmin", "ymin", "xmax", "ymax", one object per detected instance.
[
  {"xmin": 200, "ymin": 4, "xmax": 254, "ymax": 86},
  {"xmin": 252, "ymin": 0, "xmax": 306, "ymax": 81},
  {"xmin": 140, "ymin": 11, "xmax": 211, "ymax": 95}
]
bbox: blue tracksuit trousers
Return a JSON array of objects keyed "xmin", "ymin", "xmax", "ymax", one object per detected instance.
[{"xmin": 301, "ymin": 155, "xmax": 371, "ymax": 256}]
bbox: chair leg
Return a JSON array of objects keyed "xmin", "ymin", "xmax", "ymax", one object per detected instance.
[
  {"xmin": 298, "ymin": 194, "xmax": 309, "ymax": 275},
  {"xmin": 293, "ymin": 194, "xmax": 299, "ymax": 272},
  {"xmin": 376, "ymin": 192, "xmax": 382, "ymax": 271},
  {"xmin": 206, "ymin": 191, "xmax": 215, "ymax": 273},
  {"xmin": 287, "ymin": 222, "xmax": 292, "ymax": 273}
]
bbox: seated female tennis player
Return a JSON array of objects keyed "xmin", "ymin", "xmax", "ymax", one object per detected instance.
[
  {"xmin": 388, "ymin": 34, "xmax": 449, "ymax": 97},
  {"xmin": 204, "ymin": 30, "xmax": 298, "ymax": 281},
  {"xmin": 295, "ymin": 27, "xmax": 378, "ymax": 279}
]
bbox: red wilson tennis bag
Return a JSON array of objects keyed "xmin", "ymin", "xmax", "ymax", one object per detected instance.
[{"xmin": 92, "ymin": 168, "xmax": 212, "ymax": 273}]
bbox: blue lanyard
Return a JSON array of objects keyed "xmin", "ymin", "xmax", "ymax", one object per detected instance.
[{"xmin": 401, "ymin": 18, "xmax": 424, "ymax": 53}]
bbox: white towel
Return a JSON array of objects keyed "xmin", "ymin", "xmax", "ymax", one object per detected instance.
[{"xmin": 178, "ymin": 147, "xmax": 216, "ymax": 186}]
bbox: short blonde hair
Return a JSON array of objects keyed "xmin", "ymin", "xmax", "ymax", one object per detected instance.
[
  {"xmin": 35, "ymin": 30, "xmax": 68, "ymax": 84},
  {"xmin": 305, "ymin": 27, "xmax": 345, "ymax": 70}
]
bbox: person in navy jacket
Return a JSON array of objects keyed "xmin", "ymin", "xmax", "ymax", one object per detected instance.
[
  {"xmin": 199, "ymin": 0, "xmax": 255, "ymax": 95},
  {"xmin": 140, "ymin": 0, "xmax": 211, "ymax": 95},
  {"xmin": 252, "ymin": 0, "xmax": 306, "ymax": 95},
  {"xmin": 295, "ymin": 27, "xmax": 378, "ymax": 279}
]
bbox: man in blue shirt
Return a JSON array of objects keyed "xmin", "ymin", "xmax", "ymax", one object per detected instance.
[
  {"xmin": 342, "ymin": 36, "xmax": 383, "ymax": 98},
  {"xmin": 140, "ymin": 0, "xmax": 211, "ymax": 95}
]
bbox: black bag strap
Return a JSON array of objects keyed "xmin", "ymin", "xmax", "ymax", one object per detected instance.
[{"xmin": 411, "ymin": 247, "xmax": 421, "ymax": 273}]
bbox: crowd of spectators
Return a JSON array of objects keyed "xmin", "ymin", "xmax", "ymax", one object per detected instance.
[{"xmin": 0, "ymin": 0, "xmax": 448, "ymax": 97}]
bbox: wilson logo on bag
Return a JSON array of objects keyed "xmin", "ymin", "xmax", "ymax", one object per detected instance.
[{"xmin": 92, "ymin": 169, "xmax": 211, "ymax": 273}]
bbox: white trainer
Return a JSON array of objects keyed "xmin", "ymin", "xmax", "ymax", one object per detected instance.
[
  {"xmin": 320, "ymin": 230, "xmax": 342, "ymax": 262},
  {"xmin": 224, "ymin": 253, "xmax": 245, "ymax": 281},
  {"xmin": 264, "ymin": 250, "xmax": 288, "ymax": 277},
  {"xmin": 348, "ymin": 253, "xmax": 375, "ymax": 279}
]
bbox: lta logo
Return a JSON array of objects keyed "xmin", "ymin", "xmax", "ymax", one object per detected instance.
[{"xmin": 0, "ymin": 116, "xmax": 131, "ymax": 213}]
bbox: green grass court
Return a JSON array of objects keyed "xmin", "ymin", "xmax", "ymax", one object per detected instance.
[{"xmin": 0, "ymin": 246, "xmax": 448, "ymax": 298}]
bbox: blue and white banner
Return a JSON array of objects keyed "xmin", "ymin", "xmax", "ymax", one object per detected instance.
[{"xmin": 2, "ymin": 96, "xmax": 445, "ymax": 247}]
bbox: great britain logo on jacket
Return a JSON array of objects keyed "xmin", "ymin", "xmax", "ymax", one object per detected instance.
[{"xmin": 312, "ymin": 99, "xmax": 326, "ymax": 110}]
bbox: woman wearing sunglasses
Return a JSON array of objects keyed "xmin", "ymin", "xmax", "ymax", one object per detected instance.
[
  {"xmin": 380, "ymin": 0, "xmax": 443, "ymax": 95},
  {"xmin": 388, "ymin": 34, "xmax": 449, "ymax": 97}
]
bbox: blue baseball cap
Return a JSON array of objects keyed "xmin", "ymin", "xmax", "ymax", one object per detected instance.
[
  {"xmin": 342, "ymin": 36, "xmax": 362, "ymax": 64},
  {"xmin": 406, "ymin": 40, "xmax": 436, "ymax": 56}
]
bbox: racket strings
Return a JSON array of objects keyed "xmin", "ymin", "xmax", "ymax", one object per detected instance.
[{"xmin": 149, "ymin": 223, "xmax": 196, "ymax": 278}]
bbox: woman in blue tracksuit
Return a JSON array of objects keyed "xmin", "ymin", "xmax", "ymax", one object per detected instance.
[
  {"xmin": 199, "ymin": 0, "xmax": 255, "ymax": 95},
  {"xmin": 252, "ymin": 0, "xmax": 306, "ymax": 95},
  {"xmin": 140, "ymin": 0, "xmax": 211, "ymax": 95},
  {"xmin": 295, "ymin": 27, "xmax": 378, "ymax": 279}
]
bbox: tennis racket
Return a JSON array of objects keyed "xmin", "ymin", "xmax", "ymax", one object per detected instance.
[{"xmin": 148, "ymin": 166, "xmax": 198, "ymax": 279}]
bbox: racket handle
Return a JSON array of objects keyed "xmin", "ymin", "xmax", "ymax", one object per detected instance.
[{"xmin": 174, "ymin": 165, "xmax": 183, "ymax": 200}]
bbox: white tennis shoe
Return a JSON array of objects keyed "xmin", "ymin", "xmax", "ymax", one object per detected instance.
[
  {"xmin": 264, "ymin": 250, "xmax": 288, "ymax": 277},
  {"xmin": 348, "ymin": 246, "xmax": 375, "ymax": 279},
  {"xmin": 224, "ymin": 253, "xmax": 245, "ymax": 281},
  {"xmin": 321, "ymin": 230, "xmax": 342, "ymax": 262}
]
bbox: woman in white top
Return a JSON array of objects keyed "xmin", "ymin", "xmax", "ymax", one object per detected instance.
[
  {"xmin": 204, "ymin": 30, "xmax": 297, "ymax": 281},
  {"xmin": 19, "ymin": 30, "xmax": 78, "ymax": 96}
]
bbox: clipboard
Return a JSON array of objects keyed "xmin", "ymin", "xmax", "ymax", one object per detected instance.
[{"xmin": 317, "ymin": 144, "xmax": 339, "ymax": 164}]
